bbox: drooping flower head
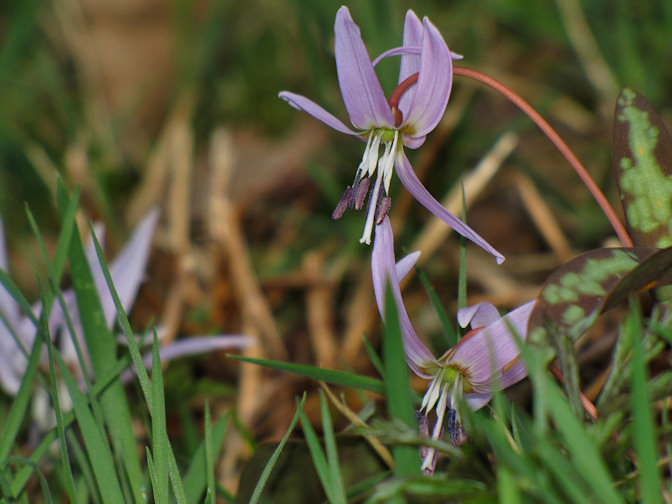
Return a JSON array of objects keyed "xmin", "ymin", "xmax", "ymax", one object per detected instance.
[
  {"xmin": 0, "ymin": 209, "xmax": 250, "ymax": 398},
  {"xmin": 372, "ymin": 217, "xmax": 533, "ymax": 471},
  {"xmin": 279, "ymin": 7, "xmax": 503, "ymax": 263}
]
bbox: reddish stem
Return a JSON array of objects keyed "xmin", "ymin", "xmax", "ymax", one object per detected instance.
[
  {"xmin": 453, "ymin": 66, "xmax": 633, "ymax": 247},
  {"xmin": 389, "ymin": 73, "xmax": 419, "ymax": 127}
]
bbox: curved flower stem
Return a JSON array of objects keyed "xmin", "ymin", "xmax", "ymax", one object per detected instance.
[{"xmin": 454, "ymin": 66, "xmax": 633, "ymax": 247}]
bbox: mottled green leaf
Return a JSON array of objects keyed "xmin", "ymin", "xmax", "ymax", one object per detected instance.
[
  {"xmin": 529, "ymin": 247, "xmax": 657, "ymax": 414},
  {"xmin": 529, "ymin": 247, "xmax": 655, "ymax": 345},
  {"xmin": 613, "ymin": 88, "xmax": 672, "ymax": 248}
]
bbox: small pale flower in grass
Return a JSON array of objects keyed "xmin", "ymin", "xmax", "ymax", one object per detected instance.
[
  {"xmin": 372, "ymin": 217, "xmax": 533, "ymax": 472},
  {"xmin": 0, "ymin": 209, "xmax": 250, "ymax": 399},
  {"xmin": 279, "ymin": 7, "xmax": 503, "ymax": 262}
]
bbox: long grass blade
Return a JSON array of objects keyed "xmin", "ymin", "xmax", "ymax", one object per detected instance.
[
  {"xmin": 151, "ymin": 331, "xmax": 169, "ymax": 504},
  {"xmin": 299, "ymin": 406, "xmax": 335, "ymax": 503},
  {"xmin": 203, "ymin": 402, "xmax": 216, "ymax": 504},
  {"xmin": 58, "ymin": 183, "xmax": 146, "ymax": 503},
  {"xmin": 249, "ymin": 394, "xmax": 306, "ymax": 504},
  {"xmin": 183, "ymin": 412, "xmax": 229, "ymax": 504},
  {"xmin": 383, "ymin": 283, "xmax": 419, "ymax": 476},
  {"xmin": 54, "ymin": 351, "xmax": 125, "ymax": 504},
  {"xmin": 228, "ymin": 354, "xmax": 384, "ymax": 394},
  {"xmin": 627, "ymin": 304, "xmax": 663, "ymax": 504},
  {"xmin": 320, "ymin": 389, "xmax": 347, "ymax": 504}
]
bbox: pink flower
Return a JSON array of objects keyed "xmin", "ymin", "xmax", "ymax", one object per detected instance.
[
  {"xmin": 279, "ymin": 7, "xmax": 503, "ymax": 263},
  {"xmin": 372, "ymin": 217, "xmax": 533, "ymax": 471}
]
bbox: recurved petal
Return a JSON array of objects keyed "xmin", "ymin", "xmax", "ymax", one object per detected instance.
[
  {"xmin": 395, "ymin": 153, "xmax": 505, "ymax": 263},
  {"xmin": 395, "ymin": 251, "xmax": 421, "ymax": 281},
  {"xmin": 402, "ymin": 17, "xmax": 452, "ymax": 137},
  {"xmin": 92, "ymin": 209, "xmax": 160, "ymax": 328},
  {"xmin": 464, "ymin": 391, "xmax": 493, "ymax": 411},
  {"xmin": 402, "ymin": 134, "xmax": 427, "ymax": 150},
  {"xmin": 372, "ymin": 218, "xmax": 435, "ymax": 377},
  {"xmin": 457, "ymin": 302, "xmax": 501, "ymax": 329},
  {"xmin": 334, "ymin": 6, "xmax": 395, "ymax": 130},
  {"xmin": 451, "ymin": 301, "xmax": 535, "ymax": 389},
  {"xmin": 0, "ymin": 217, "xmax": 20, "ymax": 328},
  {"xmin": 399, "ymin": 10, "xmax": 424, "ymax": 82},
  {"xmin": 279, "ymin": 91, "xmax": 358, "ymax": 136},
  {"xmin": 141, "ymin": 335, "xmax": 252, "ymax": 368}
]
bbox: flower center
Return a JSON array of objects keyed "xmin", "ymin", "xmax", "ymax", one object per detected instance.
[
  {"xmin": 418, "ymin": 363, "xmax": 470, "ymax": 472},
  {"xmin": 331, "ymin": 128, "xmax": 400, "ymax": 244},
  {"xmin": 330, "ymin": 73, "xmax": 420, "ymax": 245}
]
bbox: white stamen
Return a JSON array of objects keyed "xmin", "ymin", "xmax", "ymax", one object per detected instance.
[
  {"xmin": 366, "ymin": 132, "xmax": 382, "ymax": 177},
  {"xmin": 421, "ymin": 382, "xmax": 449, "ymax": 472},
  {"xmin": 357, "ymin": 131, "xmax": 375, "ymax": 175},
  {"xmin": 421, "ymin": 373, "xmax": 442, "ymax": 412},
  {"xmin": 359, "ymin": 167, "xmax": 384, "ymax": 244},
  {"xmin": 383, "ymin": 131, "xmax": 399, "ymax": 193}
]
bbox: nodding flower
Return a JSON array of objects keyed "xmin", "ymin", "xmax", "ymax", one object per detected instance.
[
  {"xmin": 0, "ymin": 209, "xmax": 251, "ymax": 403},
  {"xmin": 279, "ymin": 7, "xmax": 503, "ymax": 263},
  {"xmin": 372, "ymin": 217, "xmax": 533, "ymax": 472}
]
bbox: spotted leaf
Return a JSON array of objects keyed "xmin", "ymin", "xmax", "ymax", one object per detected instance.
[
  {"xmin": 613, "ymin": 88, "xmax": 672, "ymax": 248},
  {"xmin": 528, "ymin": 247, "xmax": 656, "ymax": 346}
]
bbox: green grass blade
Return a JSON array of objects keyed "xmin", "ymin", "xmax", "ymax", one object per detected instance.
[
  {"xmin": 146, "ymin": 449, "xmax": 159, "ymax": 503},
  {"xmin": 627, "ymin": 305, "xmax": 663, "ymax": 504},
  {"xmin": 183, "ymin": 412, "xmax": 229, "ymax": 504},
  {"xmin": 299, "ymin": 406, "xmax": 334, "ymax": 503},
  {"xmin": 59, "ymin": 184, "xmax": 146, "ymax": 503},
  {"xmin": 545, "ymin": 377, "xmax": 623, "ymax": 504},
  {"xmin": 88, "ymin": 224, "xmax": 153, "ymax": 408},
  {"xmin": 320, "ymin": 390, "xmax": 346, "ymax": 504},
  {"xmin": 8, "ymin": 357, "xmax": 130, "ymax": 496},
  {"xmin": 42, "ymin": 311, "xmax": 77, "ymax": 503},
  {"xmin": 54, "ymin": 351, "xmax": 125, "ymax": 504},
  {"xmin": 167, "ymin": 445, "xmax": 188, "ymax": 504},
  {"xmin": 227, "ymin": 354, "xmax": 384, "ymax": 394},
  {"xmin": 383, "ymin": 283, "xmax": 419, "ymax": 476},
  {"xmin": 204, "ymin": 402, "xmax": 216, "ymax": 504},
  {"xmin": 151, "ymin": 331, "xmax": 169, "ymax": 504},
  {"xmin": 0, "ymin": 334, "xmax": 43, "ymax": 461},
  {"xmin": 361, "ymin": 332, "xmax": 385, "ymax": 378},
  {"xmin": 415, "ymin": 266, "xmax": 457, "ymax": 347},
  {"xmin": 2, "ymin": 457, "xmax": 54, "ymax": 504},
  {"xmin": 249, "ymin": 394, "xmax": 306, "ymax": 504},
  {"xmin": 68, "ymin": 430, "xmax": 102, "ymax": 504}
]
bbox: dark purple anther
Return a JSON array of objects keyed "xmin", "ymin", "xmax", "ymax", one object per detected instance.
[
  {"xmin": 353, "ymin": 177, "xmax": 370, "ymax": 210},
  {"xmin": 332, "ymin": 186, "xmax": 354, "ymax": 220},
  {"xmin": 375, "ymin": 196, "xmax": 392, "ymax": 224},
  {"xmin": 447, "ymin": 408, "xmax": 467, "ymax": 447}
]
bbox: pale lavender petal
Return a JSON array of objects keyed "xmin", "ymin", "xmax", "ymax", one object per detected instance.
[
  {"xmin": 0, "ymin": 329, "xmax": 23, "ymax": 395},
  {"xmin": 464, "ymin": 391, "xmax": 492, "ymax": 411},
  {"xmin": 121, "ymin": 335, "xmax": 251, "ymax": 384},
  {"xmin": 397, "ymin": 10, "xmax": 424, "ymax": 115},
  {"xmin": 372, "ymin": 46, "xmax": 462, "ymax": 68},
  {"xmin": 451, "ymin": 301, "xmax": 535, "ymax": 389},
  {"xmin": 371, "ymin": 46, "xmax": 421, "ymax": 68},
  {"xmin": 402, "ymin": 17, "xmax": 452, "ymax": 137},
  {"xmin": 93, "ymin": 209, "xmax": 160, "ymax": 327},
  {"xmin": 395, "ymin": 153, "xmax": 505, "ymax": 263},
  {"xmin": 395, "ymin": 251, "xmax": 420, "ymax": 281},
  {"xmin": 372, "ymin": 218, "xmax": 435, "ymax": 377},
  {"xmin": 278, "ymin": 91, "xmax": 358, "ymax": 136},
  {"xmin": 499, "ymin": 359, "xmax": 528, "ymax": 389},
  {"xmin": 0, "ymin": 218, "xmax": 20, "ymax": 327},
  {"xmin": 141, "ymin": 335, "xmax": 251, "ymax": 368},
  {"xmin": 334, "ymin": 6, "xmax": 395, "ymax": 130},
  {"xmin": 457, "ymin": 302, "xmax": 501, "ymax": 329},
  {"xmin": 402, "ymin": 134, "xmax": 427, "ymax": 150}
]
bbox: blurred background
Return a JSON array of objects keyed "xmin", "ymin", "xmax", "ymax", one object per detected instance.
[{"xmin": 1, "ymin": 0, "xmax": 671, "ymax": 495}]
